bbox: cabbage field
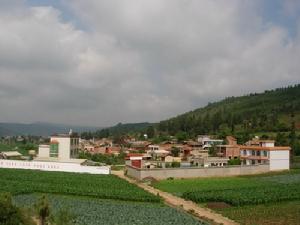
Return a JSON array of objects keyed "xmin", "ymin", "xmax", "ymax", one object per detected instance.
[
  {"xmin": 0, "ymin": 168, "xmax": 159, "ymax": 202},
  {"xmin": 13, "ymin": 194, "xmax": 207, "ymax": 225},
  {"xmin": 1, "ymin": 168, "xmax": 209, "ymax": 224}
]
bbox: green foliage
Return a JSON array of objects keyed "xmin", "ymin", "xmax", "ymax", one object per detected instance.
[
  {"xmin": 182, "ymin": 184, "xmax": 300, "ymax": 206},
  {"xmin": 151, "ymin": 135, "xmax": 171, "ymax": 144},
  {"xmin": 165, "ymin": 162, "xmax": 180, "ymax": 168},
  {"xmin": 14, "ymin": 194, "xmax": 206, "ymax": 225},
  {"xmin": 146, "ymin": 126, "xmax": 155, "ymax": 139},
  {"xmin": 50, "ymin": 208, "xmax": 74, "ymax": 225},
  {"xmin": 78, "ymin": 151, "xmax": 126, "ymax": 165},
  {"xmin": 175, "ymin": 131, "xmax": 189, "ymax": 142},
  {"xmin": 81, "ymin": 123, "xmax": 153, "ymax": 140},
  {"xmin": 0, "ymin": 142, "xmax": 37, "ymax": 156},
  {"xmin": 0, "ymin": 169, "xmax": 160, "ymax": 203},
  {"xmin": 35, "ymin": 195, "xmax": 50, "ymax": 225},
  {"xmin": 157, "ymin": 84, "xmax": 300, "ymax": 136},
  {"xmin": 170, "ymin": 147, "xmax": 180, "ymax": 157},
  {"xmin": 217, "ymin": 201, "xmax": 300, "ymax": 225},
  {"xmin": 171, "ymin": 161, "xmax": 181, "ymax": 168},
  {"xmin": 154, "ymin": 170, "xmax": 300, "ymax": 206},
  {"xmin": 0, "ymin": 193, "xmax": 34, "ymax": 225},
  {"xmin": 208, "ymin": 144, "xmax": 218, "ymax": 156},
  {"xmin": 228, "ymin": 158, "xmax": 241, "ymax": 165}
]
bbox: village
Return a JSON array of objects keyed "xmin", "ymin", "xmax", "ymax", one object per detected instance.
[
  {"xmin": 77, "ymin": 133, "xmax": 291, "ymax": 180},
  {"xmin": 0, "ymin": 131, "xmax": 290, "ymax": 178}
]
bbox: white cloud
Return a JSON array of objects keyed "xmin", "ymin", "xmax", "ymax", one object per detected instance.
[{"xmin": 0, "ymin": 0, "xmax": 299, "ymax": 126}]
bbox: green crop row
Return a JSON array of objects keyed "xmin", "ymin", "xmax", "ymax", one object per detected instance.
[
  {"xmin": 0, "ymin": 168, "xmax": 160, "ymax": 203},
  {"xmin": 182, "ymin": 183, "xmax": 300, "ymax": 206}
]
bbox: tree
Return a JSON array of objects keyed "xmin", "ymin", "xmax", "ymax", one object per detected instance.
[
  {"xmin": 146, "ymin": 126, "xmax": 155, "ymax": 139},
  {"xmin": 35, "ymin": 195, "xmax": 50, "ymax": 225},
  {"xmin": 0, "ymin": 193, "xmax": 34, "ymax": 225},
  {"xmin": 275, "ymin": 132, "xmax": 288, "ymax": 146},
  {"xmin": 228, "ymin": 158, "xmax": 241, "ymax": 165},
  {"xmin": 175, "ymin": 131, "xmax": 188, "ymax": 143},
  {"xmin": 171, "ymin": 147, "xmax": 180, "ymax": 157},
  {"xmin": 208, "ymin": 144, "xmax": 218, "ymax": 157}
]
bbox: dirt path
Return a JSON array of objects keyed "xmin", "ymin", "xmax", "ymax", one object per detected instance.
[{"xmin": 112, "ymin": 170, "xmax": 239, "ymax": 225}]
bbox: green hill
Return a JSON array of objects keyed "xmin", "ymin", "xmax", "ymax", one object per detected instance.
[
  {"xmin": 81, "ymin": 84, "xmax": 300, "ymax": 155},
  {"xmin": 157, "ymin": 84, "xmax": 300, "ymax": 137},
  {"xmin": 81, "ymin": 122, "xmax": 153, "ymax": 139}
]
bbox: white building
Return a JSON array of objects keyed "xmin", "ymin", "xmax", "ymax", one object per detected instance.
[
  {"xmin": 38, "ymin": 130, "xmax": 80, "ymax": 161},
  {"xmin": 240, "ymin": 140, "xmax": 290, "ymax": 171},
  {"xmin": 197, "ymin": 135, "xmax": 223, "ymax": 149}
]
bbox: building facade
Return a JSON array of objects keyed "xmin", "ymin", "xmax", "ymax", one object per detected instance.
[
  {"xmin": 38, "ymin": 131, "xmax": 80, "ymax": 161},
  {"xmin": 240, "ymin": 144, "xmax": 290, "ymax": 170}
]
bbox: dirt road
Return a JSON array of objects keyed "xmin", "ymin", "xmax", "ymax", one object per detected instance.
[{"xmin": 112, "ymin": 170, "xmax": 239, "ymax": 225}]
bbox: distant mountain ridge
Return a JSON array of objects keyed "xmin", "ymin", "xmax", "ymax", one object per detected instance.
[{"xmin": 0, "ymin": 122, "xmax": 102, "ymax": 136}]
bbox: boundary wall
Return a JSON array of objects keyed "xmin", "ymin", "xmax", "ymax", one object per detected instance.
[
  {"xmin": 126, "ymin": 164, "xmax": 270, "ymax": 180},
  {"xmin": 0, "ymin": 159, "xmax": 110, "ymax": 174}
]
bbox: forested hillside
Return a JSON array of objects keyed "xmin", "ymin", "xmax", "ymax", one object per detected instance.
[
  {"xmin": 157, "ymin": 84, "xmax": 300, "ymax": 136},
  {"xmin": 81, "ymin": 122, "xmax": 153, "ymax": 140}
]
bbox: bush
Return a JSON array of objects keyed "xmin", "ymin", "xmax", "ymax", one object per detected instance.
[
  {"xmin": 171, "ymin": 162, "xmax": 181, "ymax": 168},
  {"xmin": 228, "ymin": 158, "xmax": 241, "ymax": 165},
  {"xmin": 0, "ymin": 193, "xmax": 34, "ymax": 225}
]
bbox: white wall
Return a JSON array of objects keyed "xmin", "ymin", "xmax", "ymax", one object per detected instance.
[
  {"xmin": 262, "ymin": 142, "xmax": 275, "ymax": 147},
  {"xmin": 269, "ymin": 150, "xmax": 289, "ymax": 170},
  {"xmin": 38, "ymin": 145, "xmax": 50, "ymax": 158},
  {"xmin": 127, "ymin": 164, "xmax": 270, "ymax": 180},
  {"xmin": 0, "ymin": 159, "xmax": 110, "ymax": 174}
]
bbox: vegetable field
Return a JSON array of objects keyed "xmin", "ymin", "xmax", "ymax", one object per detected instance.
[
  {"xmin": 182, "ymin": 184, "xmax": 300, "ymax": 206},
  {"xmin": 0, "ymin": 168, "xmax": 159, "ymax": 202},
  {"xmin": 217, "ymin": 201, "xmax": 300, "ymax": 225},
  {"xmin": 14, "ymin": 194, "xmax": 207, "ymax": 225},
  {"xmin": 154, "ymin": 170, "xmax": 300, "ymax": 206}
]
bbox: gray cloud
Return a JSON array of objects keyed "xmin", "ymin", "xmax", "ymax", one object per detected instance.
[{"xmin": 0, "ymin": 0, "xmax": 299, "ymax": 126}]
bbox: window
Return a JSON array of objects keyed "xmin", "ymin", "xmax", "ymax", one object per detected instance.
[
  {"xmin": 243, "ymin": 150, "xmax": 246, "ymax": 155},
  {"xmin": 252, "ymin": 150, "xmax": 255, "ymax": 156},
  {"xmin": 263, "ymin": 151, "xmax": 267, "ymax": 157},
  {"xmin": 50, "ymin": 143, "xmax": 59, "ymax": 157}
]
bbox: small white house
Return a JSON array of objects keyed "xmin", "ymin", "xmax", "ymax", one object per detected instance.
[
  {"xmin": 37, "ymin": 130, "xmax": 80, "ymax": 162},
  {"xmin": 240, "ymin": 144, "xmax": 290, "ymax": 171}
]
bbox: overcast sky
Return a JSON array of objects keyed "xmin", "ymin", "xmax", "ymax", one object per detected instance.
[{"xmin": 0, "ymin": 0, "xmax": 300, "ymax": 126}]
